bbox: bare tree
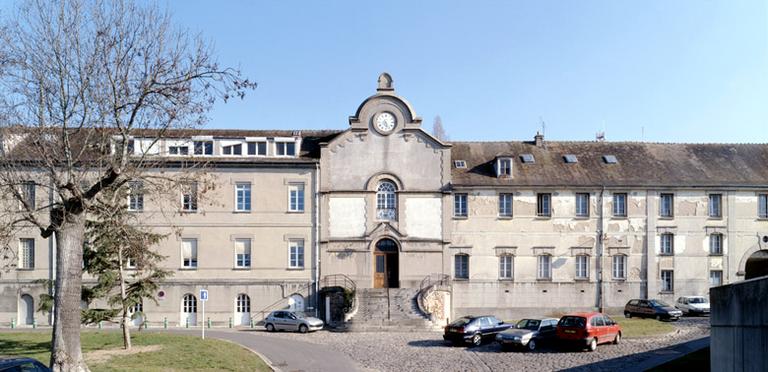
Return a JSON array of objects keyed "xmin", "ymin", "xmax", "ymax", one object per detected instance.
[
  {"xmin": 0, "ymin": 1, "xmax": 254, "ymax": 371},
  {"xmin": 432, "ymin": 115, "xmax": 448, "ymax": 141}
]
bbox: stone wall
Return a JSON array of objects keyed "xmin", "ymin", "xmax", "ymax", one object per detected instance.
[{"xmin": 710, "ymin": 276, "xmax": 768, "ymax": 372}]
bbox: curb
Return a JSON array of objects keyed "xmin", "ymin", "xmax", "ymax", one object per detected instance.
[{"xmin": 215, "ymin": 337, "xmax": 282, "ymax": 372}]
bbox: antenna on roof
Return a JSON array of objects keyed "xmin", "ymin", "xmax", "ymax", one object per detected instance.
[
  {"xmin": 596, "ymin": 131, "xmax": 605, "ymax": 142},
  {"xmin": 539, "ymin": 116, "xmax": 546, "ymax": 137},
  {"xmin": 641, "ymin": 126, "xmax": 645, "ymax": 142}
]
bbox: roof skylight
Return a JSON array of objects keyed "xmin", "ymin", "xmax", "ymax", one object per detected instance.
[
  {"xmin": 603, "ymin": 155, "xmax": 618, "ymax": 164},
  {"xmin": 520, "ymin": 154, "xmax": 535, "ymax": 164},
  {"xmin": 564, "ymin": 154, "xmax": 578, "ymax": 163}
]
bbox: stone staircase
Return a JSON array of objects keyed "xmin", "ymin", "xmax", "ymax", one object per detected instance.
[{"xmin": 345, "ymin": 288, "xmax": 443, "ymax": 332}]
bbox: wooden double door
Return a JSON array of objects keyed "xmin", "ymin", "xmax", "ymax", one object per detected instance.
[{"xmin": 373, "ymin": 239, "xmax": 399, "ymax": 288}]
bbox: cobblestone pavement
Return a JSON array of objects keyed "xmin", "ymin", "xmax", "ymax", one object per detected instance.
[{"xmin": 252, "ymin": 317, "xmax": 710, "ymax": 372}]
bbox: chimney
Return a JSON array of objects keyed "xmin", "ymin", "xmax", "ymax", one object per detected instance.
[{"xmin": 534, "ymin": 131, "xmax": 544, "ymax": 147}]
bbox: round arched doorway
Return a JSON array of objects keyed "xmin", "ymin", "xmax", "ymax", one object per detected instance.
[
  {"xmin": 373, "ymin": 238, "xmax": 399, "ymax": 288},
  {"xmin": 745, "ymin": 250, "xmax": 768, "ymax": 280}
]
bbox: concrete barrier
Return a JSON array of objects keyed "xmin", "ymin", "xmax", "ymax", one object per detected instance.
[{"xmin": 710, "ymin": 275, "xmax": 768, "ymax": 372}]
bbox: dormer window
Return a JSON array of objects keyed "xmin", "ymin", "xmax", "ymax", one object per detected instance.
[
  {"xmin": 564, "ymin": 154, "xmax": 578, "ymax": 163},
  {"xmin": 223, "ymin": 143, "xmax": 243, "ymax": 155},
  {"xmin": 275, "ymin": 141, "xmax": 296, "ymax": 157},
  {"xmin": 193, "ymin": 141, "xmax": 213, "ymax": 155},
  {"xmin": 247, "ymin": 142, "xmax": 267, "ymax": 156},
  {"xmin": 168, "ymin": 145, "xmax": 189, "ymax": 155},
  {"xmin": 520, "ymin": 154, "xmax": 535, "ymax": 164},
  {"xmin": 603, "ymin": 155, "xmax": 618, "ymax": 164},
  {"xmin": 496, "ymin": 158, "xmax": 512, "ymax": 177},
  {"xmin": 454, "ymin": 160, "xmax": 467, "ymax": 169}
]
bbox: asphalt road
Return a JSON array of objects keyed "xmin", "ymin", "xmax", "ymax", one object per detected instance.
[{"xmin": 169, "ymin": 328, "xmax": 362, "ymax": 372}]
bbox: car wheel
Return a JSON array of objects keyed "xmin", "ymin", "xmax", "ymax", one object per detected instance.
[
  {"xmin": 266, "ymin": 323, "xmax": 275, "ymax": 332},
  {"xmin": 624, "ymin": 311, "xmax": 631, "ymax": 318},
  {"xmin": 656, "ymin": 314, "xmax": 662, "ymax": 321},
  {"xmin": 527, "ymin": 339, "xmax": 537, "ymax": 351},
  {"xmin": 613, "ymin": 332, "xmax": 621, "ymax": 345},
  {"xmin": 471, "ymin": 333, "xmax": 482, "ymax": 347},
  {"xmin": 299, "ymin": 324, "xmax": 308, "ymax": 333},
  {"xmin": 588, "ymin": 338, "xmax": 597, "ymax": 352}
]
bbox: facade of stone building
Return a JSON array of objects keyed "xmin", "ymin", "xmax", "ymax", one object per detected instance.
[{"xmin": 2, "ymin": 73, "xmax": 768, "ymax": 326}]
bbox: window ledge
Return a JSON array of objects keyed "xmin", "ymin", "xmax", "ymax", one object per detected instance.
[
  {"xmin": 16, "ymin": 268, "xmax": 35, "ymax": 271},
  {"xmin": 498, "ymin": 278, "xmax": 514, "ymax": 282},
  {"xmin": 658, "ymin": 253, "xmax": 674, "ymax": 257},
  {"xmin": 179, "ymin": 267, "xmax": 198, "ymax": 271},
  {"xmin": 233, "ymin": 210, "xmax": 251, "ymax": 214},
  {"xmin": 536, "ymin": 278, "xmax": 553, "ymax": 282},
  {"xmin": 453, "ymin": 216, "xmax": 468, "ymax": 220},
  {"xmin": 574, "ymin": 277, "xmax": 590, "ymax": 281},
  {"xmin": 659, "ymin": 291, "xmax": 674, "ymax": 294},
  {"xmin": 453, "ymin": 278, "xmax": 469, "ymax": 281},
  {"xmin": 573, "ymin": 216, "xmax": 590, "ymax": 220},
  {"xmin": 233, "ymin": 267, "xmax": 251, "ymax": 271},
  {"xmin": 757, "ymin": 217, "xmax": 768, "ymax": 221},
  {"xmin": 287, "ymin": 210, "xmax": 305, "ymax": 214},
  {"xmin": 611, "ymin": 216, "xmax": 628, "ymax": 220},
  {"xmin": 497, "ymin": 216, "xmax": 513, "ymax": 220},
  {"xmin": 534, "ymin": 216, "xmax": 552, "ymax": 220},
  {"xmin": 287, "ymin": 267, "xmax": 305, "ymax": 271},
  {"xmin": 659, "ymin": 216, "xmax": 674, "ymax": 220},
  {"xmin": 613, "ymin": 278, "xmax": 627, "ymax": 282},
  {"xmin": 709, "ymin": 253, "xmax": 724, "ymax": 257},
  {"xmin": 127, "ymin": 210, "xmax": 143, "ymax": 213},
  {"xmin": 179, "ymin": 210, "xmax": 199, "ymax": 214},
  {"xmin": 707, "ymin": 217, "xmax": 723, "ymax": 220}
]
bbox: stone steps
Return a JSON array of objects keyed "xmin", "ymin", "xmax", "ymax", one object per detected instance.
[{"xmin": 346, "ymin": 288, "xmax": 441, "ymax": 332}]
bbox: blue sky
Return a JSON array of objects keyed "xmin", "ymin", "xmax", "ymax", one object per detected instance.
[{"xmin": 6, "ymin": 1, "xmax": 768, "ymax": 142}]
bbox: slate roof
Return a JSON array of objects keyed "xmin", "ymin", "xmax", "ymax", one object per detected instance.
[{"xmin": 450, "ymin": 141, "xmax": 768, "ymax": 188}]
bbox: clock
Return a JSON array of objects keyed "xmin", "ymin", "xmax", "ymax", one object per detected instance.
[{"xmin": 374, "ymin": 112, "xmax": 396, "ymax": 133}]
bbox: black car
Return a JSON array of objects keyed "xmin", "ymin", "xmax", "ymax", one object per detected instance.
[
  {"xmin": 495, "ymin": 317, "xmax": 559, "ymax": 351},
  {"xmin": 624, "ymin": 299, "xmax": 683, "ymax": 321},
  {"xmin": 0, "ymin": 357, "xmax": 50, "ymax": 372},
  {"xmin": 443, "ymin": 315, "xmax": 511, "ymax": 346}
]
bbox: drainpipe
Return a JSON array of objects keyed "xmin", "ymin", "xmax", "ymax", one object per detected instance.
[
  {"xmin": 641, "ymin": 190, "xmax": 649, "ymax": 299},
  {"xmin": 596, "ymin": 186, "xmax": 605, "ymax": 312},
  {"xmin": 313, "ymin": 162, "xmax": 321, "ymax": 318}
]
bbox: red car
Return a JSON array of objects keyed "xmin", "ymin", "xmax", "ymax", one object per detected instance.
[{"xmin": 556, "ymin": 312, "xmax": 621, "ymax": 351}]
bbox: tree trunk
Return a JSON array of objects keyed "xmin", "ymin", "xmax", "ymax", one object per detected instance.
[
  {"xmin": 50, "ymin": 213, "xmax": 90, "ymax": 372},
  {"xmin": 118, "ymin": 249, "xmax": 132, "ymax": 350}
]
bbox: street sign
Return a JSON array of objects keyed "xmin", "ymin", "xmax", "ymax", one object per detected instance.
[
  {"xmin": 200, "ymin": 289, "xmax": 208, "ymax": 340},
  {"xmin": 200, "ymin": 289, "xmax": 208, "ymax": 301}
]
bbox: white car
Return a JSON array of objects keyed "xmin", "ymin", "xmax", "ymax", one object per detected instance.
[
  {"xmin": 675, "ymin": 296, "xmax": 710, "ymax": 316},
  {"xmin": 264, "ymin": 310, "xmax": 324, "ymax": 333}
]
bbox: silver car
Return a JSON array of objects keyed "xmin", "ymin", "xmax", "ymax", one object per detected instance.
[
  {"xmin": 264, "ymin": 310, "xmax": 324, "ymax": 333},
  {"xmin": 495, "ymin": 318, "xmax": 559, "ymax": 351},
  {"xmin": 675, "ymin": 296, "xmax": 710, "ymax": 316}
]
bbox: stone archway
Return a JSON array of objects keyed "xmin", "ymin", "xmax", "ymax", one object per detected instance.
[
  {"xmin": 373, "ymin": 238, "xmax": 399, "ymax": 288},
  {"xmin": 745, "ymin": 250, "xmax": 768, "ymax": 280}
]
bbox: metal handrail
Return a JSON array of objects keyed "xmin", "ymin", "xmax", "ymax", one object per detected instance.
[
  {"xmin": 321, "ymin": 274, "xmax": 357, "ymax": 315},
  {"xmin": 252, "ymin": 281, "xmax": 313, "ymax": 323},
  {"xmin": 419, "ymin": 273, "xmax": 451, "ymax": 293}
]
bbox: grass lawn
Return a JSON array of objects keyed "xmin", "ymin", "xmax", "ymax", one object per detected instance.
[
  {"xmin": 613, "ymin": 316, "xmax": 676, "ymax": 338},
  {"xmin": 0, "ymin": 331, "xmax": 271, "ymax": 372},
  {"xmin": 648, "ymin": 346, "xmax": 710, "ymax": 371}
]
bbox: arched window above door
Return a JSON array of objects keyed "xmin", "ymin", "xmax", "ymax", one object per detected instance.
[{"xmin": 377, "ymin": 180, "xmax": 397, "ymax": 220}]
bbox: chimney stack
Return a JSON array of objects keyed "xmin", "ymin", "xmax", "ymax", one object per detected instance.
[{"xmin": 534, "ymin": 131, "xmax": 544, "ymax": 147}]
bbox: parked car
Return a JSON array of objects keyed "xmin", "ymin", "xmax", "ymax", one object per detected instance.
[
  {"xmin": 443, "ymin": 315, "xmax": 511, "ymax": 346},
  {"xmin": 0, "ymin": 357, "xmax": 51, "ymax": 371},
  {"xmin": 675, "ymin": 296, "xmax": 710, "ymax": 316},
  {"xmin": 264, "ymin": 310, "xmax": 324, "ymax": 333},
  {"xmin": 556, "ymin": 312, "xmax": 621, "ymax": 352},
  {"xmin": 624, "ymin": 299, "xmax": 683, "ymax": 321},
  {"xmin": 495, "ymin": 317, "xmax": 559, "ymax": 351}
]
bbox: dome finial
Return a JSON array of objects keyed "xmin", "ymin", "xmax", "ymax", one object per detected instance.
[{"xmin": 377, "ymin": 72, "xmax": 394, "ymax": 91}]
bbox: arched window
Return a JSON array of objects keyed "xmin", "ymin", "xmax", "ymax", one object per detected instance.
[
  {"xmin": 376, "ymin": 180, "xmax": 397, "ymax": 220},
  {"xmin": 236, "ymin": 294, "xmax": 250, "ymax": 313},
  {"xmin": 182, "ymin": 294, "xmax": 197, "ymax": 314}
]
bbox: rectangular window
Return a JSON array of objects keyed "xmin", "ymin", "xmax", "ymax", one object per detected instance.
[
  {"xmin": 613, "ymin": 193, "xmax": 627, "ymax": 217},
  {"xmin": 454, "ymin": 193, "xmax": 468, "ymax": 217},
  {"xmin": 19, "ymin": 181, "xmax": 35, "ymax": 210},
  {"xmin": 497, "ymin": 158, "xmax": 512, "ymax": 177},
  {"xmin": 537, "ymin": 255, "xmax": 552, "ymax": 279},
  {"xmin": 499, "ymin": 255, "xmax": 513, "ymax": 279},
  {"xmin": 537, "ymin": 193, "xmax": 551, "ymax": 217},
  {"xmin": 708, "ymin": 194, "xmax": 722, "ymax": 218},
  {"xmin": 127, "ymin": 181, "xmax": 144, "ymax": 212},
  {"xmin": 660, "ymin": 233, "xmax": 674, "ymax": 255},
  {"xmin": 575, "ymin": 193, "xmax": 590, "ymax": 217},
  {"xmin": 454, "ymin": 254, "xmax": 469, "ymax": 279},
  {"xmin": 498, "ymin": 193, "xmax": 513, "ymax": 217},
  {"xmin": 247, "ymin": 142, "xmax": 267, "ymax": 156},
  {"xmin": 168, "ymin": 146, "xmax": 189, "ymax": 155},
  {"xmin": 661, "ymin": 270, "xmax": 674, "ymax": 292},
  {"xmin": 710, "ymin": 234, "xmax": 723, "ymax": 255},
  {"xmin": 612, "ymin": 255, "xmax": 626, "ymax": 279},
  {"xmin": 18, "ymin": 238, "xmax": 34, "ymax": 269},
  {"xmin": 235, "ymin": 239, "xmax": 251, "ymax": 268},
  {"xmin": 193, "ymin": 141, "xmax": 213, "ymax": 155},
  {"xmin": 181, "ymin": 182, "xmax": 198, "ymax": 212},
  {"xmin": 235, "ymin": 183, "xmax": 251, "ymax": 212},
  {"xmin": 575, "ymin": 255, "xmax": 588, "ymax": 279},
  {"xmin": 759, "ymin": 194, "xmax": 768, "ymax": 219},
  {"xmin": 125, "ymin": 257, "xmax": 136, "ymax": 269},
  {"xmin": 660, "ymin": 193, "xmax": 674, "ymax": 217},
  {"xmin": 182, "ymin": 239, "xmax": 198, "ymax": 268},
  {"xmin": 276, "ymin": 141, "xmax": 296, "ymax": 156},
  {"xmin": 289, "ymin": 240, "xmax": 304, "ymax": 268},
  {"xmin": 709, "ymin": 270, "xmax": 723, "ymax": 286},
  {"xmin": 222, "ymin": 144, "xmax": 243, "ymax": 155},
  {"xmin": 289, "ymin": 184, "xmax": 305, "ymax": 212}
]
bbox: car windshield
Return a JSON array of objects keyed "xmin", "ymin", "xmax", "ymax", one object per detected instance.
[
  {"xmin": 516, "ymin": 319, "xmax": 541, "ymax": 330},
  {"xmin": 292, "ymin": 311, "xmax": 308, "ymax": 318},
  {"xmin": 559, "ymin": 316, "xmax": 586, "ymax": 328},
  {"xmin": 449, "ymin": 317, "xmax": 473, "ymax": 327},
  {"xmin": 688, "ymin": 297, "xmax": 707, "ymax": 304},
  {"xmin": 650, "ymin": 300, "xmax": 671, "ymax": 307}
]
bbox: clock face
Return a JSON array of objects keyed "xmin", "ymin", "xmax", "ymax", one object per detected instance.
[{"xmin": 375, "ymin": 112, "xmax": 396, "ymax": 133}]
